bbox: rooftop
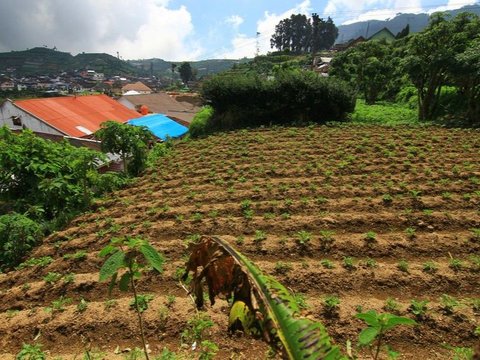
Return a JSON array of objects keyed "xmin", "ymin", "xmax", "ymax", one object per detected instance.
[{"xmin": 14, "ymin": 94, "xmax": 141, "ymax": 137}]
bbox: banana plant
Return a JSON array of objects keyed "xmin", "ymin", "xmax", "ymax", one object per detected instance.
[{"xmin": 183, "ymin": 236, "xmax": 344, "ymax": 360}]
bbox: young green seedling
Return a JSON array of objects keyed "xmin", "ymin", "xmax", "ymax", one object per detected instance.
[
  {"xmin": 99, "ymin": 236, "xmax": 164, "ymax": 360},
  {"xmin": 356, "ymin": 310, "xmax": 416, "ymax": 360}
]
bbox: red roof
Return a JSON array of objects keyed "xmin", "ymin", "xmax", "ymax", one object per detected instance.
[{"xmin": 14, "ymin": 94, "xmax": 142, "ymax": 137}]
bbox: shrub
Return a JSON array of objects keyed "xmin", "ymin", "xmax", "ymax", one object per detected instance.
[
  {"xmin": 201, "ymin": 70, "xmax": 355, "ymax": 132},
  {"xmin": 190, "ymin": 106, "xmax": 214, "ymax": 138},
  {"xmin": 0, "ymin": 213, "xmax": 43, "ymax": 270}
]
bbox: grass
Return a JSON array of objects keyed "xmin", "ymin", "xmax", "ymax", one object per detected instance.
[{"xmin": 351, "ymin": 99, "xmax": 419, "ymax": 126}]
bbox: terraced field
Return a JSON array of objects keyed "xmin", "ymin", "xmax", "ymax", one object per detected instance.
[{"xmin": 1, "ymin": 125, "xmax": 480, "ymax": 359}]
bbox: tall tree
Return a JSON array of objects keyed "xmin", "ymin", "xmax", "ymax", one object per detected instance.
[
  {"xmin": 178, "ymin": 62, "xmax": 193, "ymax": 84},
  {"xmin": 330, "ymin": 40, "xmax": 395, "ymax": 104},
  {"xmin": 403, "ymin": 12, "xmax": 479, "ymax": 121},
  {"xmin": 271, "ymin": 14, "xmax": 337, "ymax": 54}
]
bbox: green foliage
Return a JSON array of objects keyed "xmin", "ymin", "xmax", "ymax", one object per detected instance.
[
  {"xmin": 323, "ymin": 295, "xmax": 340, "ymax": 312},
  {"xmin": 208, "ymin": 236, "xmax": 343, "ymax": 359},
  {"xmin": 199, "ymin": 340, "xmax": 219, "ymax": 360},
  {"xmin": 95, "ymin": 121, "xmax": 153, "ymax": 176},
  {"xmin": 201, "ymin": 70, "xmax": 355, "ymax": 132},
  {"xmin": 0, "ymin": 127, "xmax": 104, "ymax": 219},
  {"xmin": 330, "ymin": 40, "xmax": 399, "ymax": 104},
  {"xmin": 356, "ymin": 310, "xmax": 416, "ymax": 359},
  {"xmin": 181, "ymin": 312, "xmax": 214, "ymax": 344},
  {"xmin": 295, "ymin": 230, "xmax": 312, "ymax": 246},
  {"xmin": 409, "ymin": 300, "xmax": 429, "ymax": 319},
  {"xmin": 351, "ymin": 100, "xmax": 418, "ymax": 125},
  {"xmin": 130, "ymin": 294, "xmax": 154, "ymax": 313},
  {"xmin": 270, "ymin": 14, "xmax": 338, "ymax": 54},
  {"xmin": 440, "ymin": 294, "xmax": 460, "ymax": 314},
  {"xmin": 15, "ymin": 343, "xmax": 46, "ymax": 360},
  {"xmin": 43, "ymin": 272, "xmax": 62, "ymax": 284},
  {"xmin": 178, "ymin": 62, "xmax": 193, "ymax": 84},
  {"xmin": 99, "ymin": 236, "xmax": 165, "ymax": 360},
  {"xmin": 189, "ymin": 106, "xmax": 214, "ymax": 138}
]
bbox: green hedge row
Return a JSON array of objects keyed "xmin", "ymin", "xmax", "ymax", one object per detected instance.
[{"xmin": 195, "ymin": 70, "xmax": 355, "ymax": 135}]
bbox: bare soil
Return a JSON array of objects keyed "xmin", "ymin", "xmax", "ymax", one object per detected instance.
[{"xmin": 1, "ymin": 125, "xmax": 479, "ymax": 359}]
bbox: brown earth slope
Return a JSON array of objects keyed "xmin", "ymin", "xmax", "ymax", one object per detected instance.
[{"xmin": 1, "ymin": 125, "xmax": 479, "ymax": 359}]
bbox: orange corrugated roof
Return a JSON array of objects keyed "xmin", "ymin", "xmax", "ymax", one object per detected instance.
[{"xmin": 14, "ymin": 94, "xmax": 142, "ymax": 137}]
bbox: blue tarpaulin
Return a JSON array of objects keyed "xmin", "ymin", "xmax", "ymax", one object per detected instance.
[{"xmin": 128, "ymin": 114, "xmax": 188, "ymax": 140}]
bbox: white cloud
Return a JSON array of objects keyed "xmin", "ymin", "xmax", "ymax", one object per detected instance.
[
  {"xmin": 427, "ymin": 0, "xmax": 478, "ymax": 13},
  {"xmin": 218, "ymin": 0, "xmax": 312, "ymax": 59},
  {"xmin": 0, "ymin": 0, "xmax": 200, "ymax": 61},
  {"xmin": 323, "ymin": 0, "xmax": 423, "ymax": 25},
  {"xmin": 225, "ymin": 15, "xmax": 244, "ymax": 29}
]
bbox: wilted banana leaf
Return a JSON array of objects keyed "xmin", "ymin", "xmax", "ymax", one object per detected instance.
[{"xmin": 183, "ymin": 236, "xmax": 344, "ymax": 360}]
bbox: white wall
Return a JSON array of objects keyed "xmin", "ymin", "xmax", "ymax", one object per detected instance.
[
  {"xmin": 0, "ymin": 100, "xmax": 64, "ymax": 135},
  {"xmin": 117, "ymin": 97, "xmax": 135, "ymax": 110}
]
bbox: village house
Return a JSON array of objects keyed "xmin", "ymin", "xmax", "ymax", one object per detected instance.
[
  {"xmin": 0, "ymin": 94, "xmax": 141, "ymax": 138},
  {"xmin": 121, "ymin": 81, "xmax": 153, "ymax": 94}
]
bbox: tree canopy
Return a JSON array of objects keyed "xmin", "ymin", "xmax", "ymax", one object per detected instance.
[
  {"xmin": 178, "ymin": 62, "xmax": 194, "ymax": 84},
  {"xmin": 270, "ymin": 13, "xmax": 338, "ymax": 54},
  {"xmin": 95, "ymin": 121, "xmax": 154, "ymax": 176}
]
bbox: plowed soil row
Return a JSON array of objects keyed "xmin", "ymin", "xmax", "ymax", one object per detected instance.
[{"xmin": 1, "ymin": 125, "xmax": 479, "ymax": 359}]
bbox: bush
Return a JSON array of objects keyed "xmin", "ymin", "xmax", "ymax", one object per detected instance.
[
  {"xmin": 201, "ymin": 70, "xmax": 355, "ymax": 132},
  {"xmin": 0, "ymin": 213, "xmax": 43, "ymax": 269},
  {"xmin": 92, "ymin": 172, "xmax": 130, "ymax": 195},
  {"xmin": 189, "ymin": 106, "xmax": 214, "ymax": 138}
]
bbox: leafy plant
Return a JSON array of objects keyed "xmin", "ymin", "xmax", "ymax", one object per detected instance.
[
  {"xmin": 440, "ymin": 294, "xmax": 460, "ymax": 314},
  {"xmin": 181, "ymin": 312, "xmax": 214, "ymax": 344},
  {"xmin": 323, "ymin": 295, "xmax": 341, "ymax": 313},
  {"xmin": 364, "ymin": 231, "xmax": 377, "ymax": 244},
  {"xmin": 320, "ymin": 259, "xmax": 335, "ymax": 269},
  {"xmin": 99, "ymin": 236, "xmax": 164, "ymax": 360},
  {"xmin": 404, "ymin": 227, "xmax": 416, "ymax": 240},
  {"xmin": 274, "ymin": 261, "xmax": 293, "ymax": 275},
  {"xmin": 449, "ymin": 258, "xmax": 463, "ymax": 271},
  {"xmin": 16, "ymin": 343, "xmax": 46, "ymax": 360},
  {"xmin": 183, "ymin": 236, "xmax": 342, "ymax": 359},
  {"xmin": 130, "ymin": 294, "xmax": 154, "ymax": 313},
  {"xmin": 343, "ymin": 256, "xmax": 356, "ymax": 270},
  {"xmin": 409, "ymin": 300, "xmax": 429, "ymax": 319},
  {"xmin": 199, "ymin": 340, "xmax": 219, "ymax": 360},
  {"xmin": 17, "ymin": 256, "xmax": 53, "ymax": 269},
  {"xmin": 422, "ymin": 261, "xmax": 438, "ymax": 273},
  {"xmin": 77, "ymin": 298, "xmax": 88, "ymax": 313},
  {"xmin": 356, "ymin": 310, "xmax": 416, "ymax": 360},
  {"xmin": 45, "ymin": 296, "xmax": 72, "ymax": 314},
  {"xmin": 383, "ymin": 298, "xmax": 400, "ymax": 313},
  {"xmin": 397, "ymin": 260, "xmax": 409, "ymax": 273},
  {"xmin": 295, "ymin": 230, "xmax": 312, "ymax": 247},
  {"xmin": 0, "ymin": 213, "xmax": 43, "ymax": 270},
  {"xmin": 63, "ymin": 250, "xmax": 87, "ymax": 261},
  {"xmin": 43, "ymin": 272, "xmax": 63, "ymax": 284},
  {"xmin": 253, "ymin": 230, "xmax": 267, "ymax": 244},
  {"xmin": 319, "ymin": 230, "xmax": 335, "ymax": 250}
]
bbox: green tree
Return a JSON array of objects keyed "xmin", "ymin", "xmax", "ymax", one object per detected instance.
[
  {"xmin": 270, "ymin": 14, "xmax": 312, "ymax": 54},
  {"xmin": 0, "ymin": 127, "xmax": 103, "ymax": 218},
  {"xmin": 0, "ymin": 213, "xmax": 43, "ymax": 270},
  {"xmin": 178, "ymin": 62, "xmax": 194, "ymax": 84},
  {"xmin": 311, "ymin": 14, "xmax": 338, "ymax": 53},
  {"xmin": 403, "ymin": 12, "xmax": 479, "ymax": 121},
  {"xmin": 330, "ymin": 40, "xmax": 395, "ymax": 104},
  {"xmin": 271, "ymin": 14, "xmax": 338, "ymax": 54},
  {"xmin": 449, "ymin": 22, "xmax": 480, "ymax": 125},
  {"xmin": 95, "ymin": 121, "xmax": 153, "ymax": 176}
]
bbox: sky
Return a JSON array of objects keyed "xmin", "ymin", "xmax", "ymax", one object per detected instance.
[{"xmin": 0, "ymin": 0, "xmax": 477, "ymax": 61}]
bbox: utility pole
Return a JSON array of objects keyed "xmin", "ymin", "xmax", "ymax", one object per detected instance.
[{"xmin": 256, "ymin": 32, "xmax": 260, "ymax": 57}]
